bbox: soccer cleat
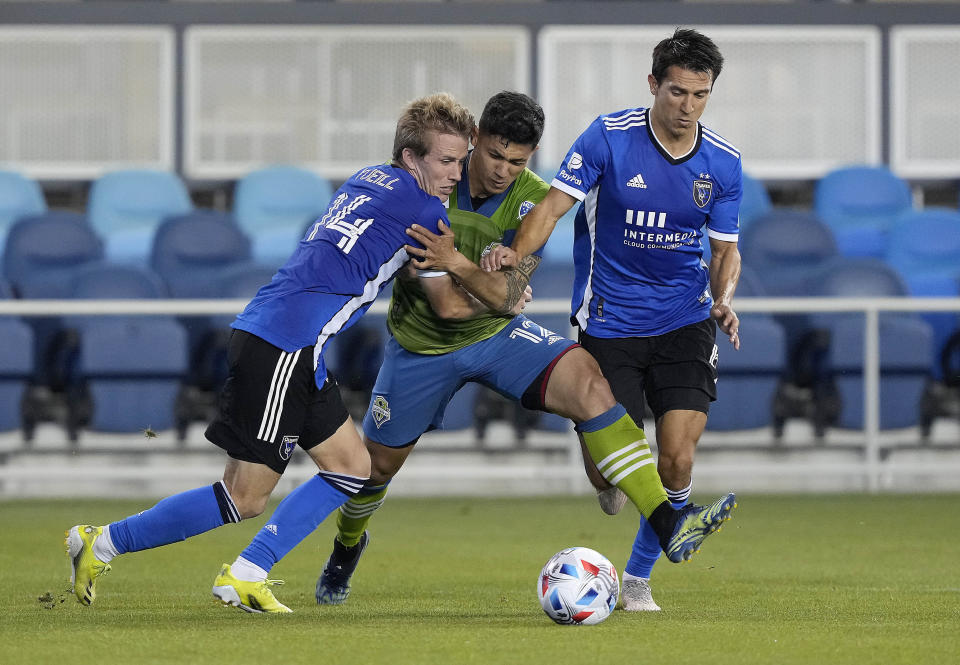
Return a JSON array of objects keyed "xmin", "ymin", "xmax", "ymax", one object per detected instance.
[
  {"xmin": 664, "ymin": 492, "xmax": 737, "ymax": 564},
  {"xmin": 596, "ymin": 486, "xmax": 628, "ymax": 515},
  {"xmin": 316, "ymin": 530, "xmax": 370, "ymax": 605},
  {"xmin": 620, "ymin": 577, "xmax": 661, "ymax": 612},
  {"xmin": 212, "ymin": 564, "xmax": 292, "ymax": 613},
  {"xmin": 65, "ymin": 525, "xmax": 111, "ymax": 606}
]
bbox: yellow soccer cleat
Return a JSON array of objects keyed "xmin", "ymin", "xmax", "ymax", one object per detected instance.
[
  {"xmin": 65, "ymin": 525, "xmax": 112, "ymax": 605},
  {"xmin": 212, "ymin": 564, "xmax": 292, "ymax": 613}
]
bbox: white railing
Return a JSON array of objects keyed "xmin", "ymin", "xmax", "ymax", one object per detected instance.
[{"xmin": 1, "ymin": 296, "xmax": 959, "ymax": 493}]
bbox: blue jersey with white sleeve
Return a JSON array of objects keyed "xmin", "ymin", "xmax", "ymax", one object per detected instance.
[
  {"xmin": 551, "ymin": 107, "xmax": 742, "ymax": 337},
  {"xmin": 232, "ymin": 164, "xmax": 446, "ymax": 379}
]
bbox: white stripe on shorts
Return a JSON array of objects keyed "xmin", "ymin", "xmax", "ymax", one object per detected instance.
[{"xmin": 256, "ymin": 348, "xmax": 301, "ymax": 442}]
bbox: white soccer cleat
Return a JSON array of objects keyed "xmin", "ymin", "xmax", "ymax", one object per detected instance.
[
  {"xmin": 596, "ymin": 486, "xmax": 628, "ymax": 515},
  {"xmin": 620, "ymin": 577, "xmax": 661, "ymax": 612}
]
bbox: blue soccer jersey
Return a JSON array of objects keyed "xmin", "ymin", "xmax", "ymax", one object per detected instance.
[
  {"xmin": 552, "ymin": 107, "xmax": 742, "ymax": 337},
  {"xmin": 233, "ymin": 164, "xmax": 446, "ymax": 373}
]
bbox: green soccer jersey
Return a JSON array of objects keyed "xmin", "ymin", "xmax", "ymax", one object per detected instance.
[{"xmin": 388, "ymin": 165, "xmax": 549, "ymax": 354}]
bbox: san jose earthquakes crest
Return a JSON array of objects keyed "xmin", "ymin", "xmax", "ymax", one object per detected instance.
[
  {"xmin": 279, "ymin": 435, "xmax": 298, "ymax": 460},
  {"xmin": 693, "ymin": 179, "xmax": 713, "ymax": 208}
]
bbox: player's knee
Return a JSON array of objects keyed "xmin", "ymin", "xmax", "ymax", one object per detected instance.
[
  {"xmin": 658, "ymin": 452, "xmax": 694, "ymax": 488},
  {"xmin": 231, "ymin": 491, "xmax": 270, "ymax": 520}
]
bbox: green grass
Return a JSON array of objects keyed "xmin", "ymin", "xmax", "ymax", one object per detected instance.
[{"xmin": 3, "ymin": 494, "xmax": 960, "ymax": 665}]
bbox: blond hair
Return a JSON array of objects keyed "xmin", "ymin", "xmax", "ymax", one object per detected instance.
[{"xmin": 392, "ymin": 92, "xmax": 475, "ymax": 163}]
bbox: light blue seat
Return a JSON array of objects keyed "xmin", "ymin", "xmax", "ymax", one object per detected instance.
[
  {"xmin": 814, "ymin": 165, "xmax": 912, "ymax": 259},
  {"xmin": 233, "ymin": 166, "xmax": 333, "ymax": 268},
  {"xmin": 0, "ymin": 170, "xmax": 47, "ymax": 257},
  {"xmin": 87, "ymin": 170, "xmax": 193, "ymax": 264}
]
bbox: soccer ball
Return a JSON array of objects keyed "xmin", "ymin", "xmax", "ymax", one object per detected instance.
[{"xmin": 537, "ymin": 547, "xmax": 619, "ymax": 625}]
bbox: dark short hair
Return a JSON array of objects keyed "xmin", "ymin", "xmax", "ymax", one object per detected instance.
[
  {"xmin": 477, "ymin": 91, "xmax": 545, "ymax": 148},
  {"xmin": 392, "ymin": 92, "xmax": 475, "ymax": 163},
  {"xmin": 651, "ymin": 28, "xmax": 724, "ymax": 87}
]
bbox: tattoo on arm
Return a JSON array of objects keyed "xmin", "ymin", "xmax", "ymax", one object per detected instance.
[{"xmin": 498, "ymin": 255, "xmax": 541, "ymax": 313}]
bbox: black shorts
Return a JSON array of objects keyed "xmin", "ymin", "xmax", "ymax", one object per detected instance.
[
  {"xmin": 205, "ymin": 330, "xmax": 350, "ymax": 474},
  {"xmin": 579, "ymin": 318, "xmax": 718, "ymax": 428}
]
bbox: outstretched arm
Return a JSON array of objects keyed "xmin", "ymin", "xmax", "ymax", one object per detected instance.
[{"xmin": 479, "ymin": 187, "xmax": 578, "ymax": 271}]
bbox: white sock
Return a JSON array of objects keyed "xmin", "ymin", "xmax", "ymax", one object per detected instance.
[
  {"xmin": 93, "ymin": 525, "xmax": 120, "ymax": 563},
  {"xmin": 230, "ymin": 556, "xmax": 268, "ymax": 582},
  {"xmin": 623, "ymin": 572, "xmax": 649, "ymax": 583}
]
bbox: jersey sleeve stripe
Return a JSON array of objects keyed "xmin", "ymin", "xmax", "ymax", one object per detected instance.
[
  {"xmin": 706, "ymin": 228, "xmax": 739, "ymax": 242},
  {"xmin": 702, "ymin": 134, "xmax": 741, "ymax": 159},
  {"xmin": 551, "ymin": 178, "xmax": 587, "ymax": 201},
  {"xmin": 604, "ymin": 120, "xmax": 647, "ymax": 132},
  {"xmin": 702, "ymin": 128, "xmax": 741, "ymax": 156}
]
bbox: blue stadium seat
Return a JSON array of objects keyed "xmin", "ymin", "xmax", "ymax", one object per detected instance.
[
  {"xmin": 0, "ymin": 170, "xmax": 47, "ymax": 257},
  {"xmin": 738, "ymin": 172, "xmax": 773, "ymax": 232},
  {"xmin": 739, "ymin": 209, "xmax": 838, "ymax": 297},
  {"xmin": 73, "ymin": 316, "xmax": 188, "ymax": 436},
  {"xmin": 150, "ymin": 210, "xmax": 252, "ymax": 299},
  {"xmin": 87, "ymin": 170, "xmax": 193, "ymax": 264},
  {"xmin": 707, "ymin": 266, "xmax": 787, "ymax": 431},
  {"xmin": 1, "ymin": 212, "xmax": 104, "ymax": 390},
  {"xmin": 810, "ymin": 258, "xmax": 933, "ymax": 430},
  {"xmin": 885, "ymin": 207, "xmax": 960, "ymax": 372},
  {"xmin": 233, "ymin": 166, "xmax": 333, "ymax": 268},
  {"xmin": 814, "ymin": 165, "xmax": 912, "ymax": 258},
  {"xmin": 0, "ymin": 281, "xmax": 34, "ymax": 434}
]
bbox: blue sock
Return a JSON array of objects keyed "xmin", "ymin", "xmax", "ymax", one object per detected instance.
[
  {"xmin": 238, "ymin": 472, "xmax": 361, "ymax": 574},
  {"xmin": 624, "ymin": 485, "xmax": 691, "ymax": 578},
  {"xmin": 109, "ymin": 481, "xmax": 240, "ymax": 555}
]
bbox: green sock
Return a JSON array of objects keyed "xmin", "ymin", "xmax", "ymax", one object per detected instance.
[
  {"xmin": 580, "ymin": 412, "xmax": 667, "ymax": 518},
  {"xmin": 336, "ymin": 483, "xmax": 388, "ymax": 547}
]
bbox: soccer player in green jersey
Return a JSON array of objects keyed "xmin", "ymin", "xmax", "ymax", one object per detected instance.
[{"xmin": 315, "ymin": 91, "xmax": 736, "ymax": 605}]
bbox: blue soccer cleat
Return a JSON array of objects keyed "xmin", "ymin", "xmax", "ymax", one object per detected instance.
[
  {"xmin": 664, "ymin": 492, "xmax": 737, "ymax": 563},
  {"xmin": 316, "ymin": 531, "xmax": 369, "ymax": 605}
]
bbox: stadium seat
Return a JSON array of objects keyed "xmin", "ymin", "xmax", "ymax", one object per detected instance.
[
  {"xmin": 885, "ymin": 207, "xmax": 960, "ymax": 373},
  {"xmin": 71, "ymin": 316, "xmax": 189, "ymax": 438},
  {"xmin": 233, "ymin": 166, "xmax": 333, "ymax": 268},
  {"xmin": 814, "ymin": 165, "xmax": 912, "ymax": 258},
  {"xmin": 150, "ymin": 210, "xmax": 252, "ymax": 299},
  {"xmin": 0, "ymin": 170, "xmax": 47, "ymax": 257},
  {"xmin": 809, "ymin": 258, "xmax": 933, "ymax": 430},
  {"xmin": 0, "ymin": 282, "xmax": 34, "ymax": 434},
  {"xmin": 707, "ymin": 266, "xmax": 787, "ymax": 431},
  {"xmin": 87, "ymin": 170, "xmax": 193, "ymax": 264},
  {"xmin": 738, "ymin": 172, "xmax": 773, "ymax": 232},
  {"xmin": 1, "ymin": 211, "xmax": 104, "ymax": 391},
  {"xmin": 739, "ymin": 209, "xmax": 838, "ymax": 297}
]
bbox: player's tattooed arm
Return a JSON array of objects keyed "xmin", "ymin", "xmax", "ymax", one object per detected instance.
[{"xmin": 499, "ymin": 254, "xmax": 541, "ymax": 314}]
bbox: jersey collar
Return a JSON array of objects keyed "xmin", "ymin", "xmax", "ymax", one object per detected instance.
[{"xmin": 644, "ymin": 108, "xmax": 703, "ymax": 166}]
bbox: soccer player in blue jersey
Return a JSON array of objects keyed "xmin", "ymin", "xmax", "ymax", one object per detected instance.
[
  {"xmin": 483, "ymin": 29, "xmax": 743, "ymax": 611},
  {"xmin": 314, "ymin": 91, "xmax": 737, "ymax": 606},
  {"xmin": 64, "ymin": 93, "xmax": 476, "ymax": 613}
]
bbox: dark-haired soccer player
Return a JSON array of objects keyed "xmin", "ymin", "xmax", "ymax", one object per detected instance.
[
  {"xmin": 483, "ymin": 29, "xmax": 744, "ymax": 611},
  {"xmin": 315, "ymin": 90, "xmax": 736, "ymax": 606},
  {"xmin": 65, "ymin": 92, "xmax": 476, "ymax": 613}
]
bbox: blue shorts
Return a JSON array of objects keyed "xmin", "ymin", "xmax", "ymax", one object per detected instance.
[{"xmin": 361, "ymin": 315, "xmax": 577, "ymax": 446}]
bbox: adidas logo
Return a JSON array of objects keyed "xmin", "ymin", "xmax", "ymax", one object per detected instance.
[
  {"xmin": 265, "ymin": 524, "xmax": 278, "ymax": 535},
  {"xmin": 627, "ymin": 173, "xmax": 647, "ymax": 189}
]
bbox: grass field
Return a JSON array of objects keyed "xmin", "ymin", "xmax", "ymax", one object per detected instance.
[{"xmin": 3, "ymin": 494, "xmax": 959, "ymax": 665}]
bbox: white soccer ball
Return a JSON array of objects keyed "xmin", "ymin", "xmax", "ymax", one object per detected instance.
[{"xmin": 537, "ymin": 547, "xmax": 619, "ymax": 625}]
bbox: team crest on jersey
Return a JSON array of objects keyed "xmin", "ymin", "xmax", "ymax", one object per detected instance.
[
  {"xmin": 518, "ymin": 200, "xmax": 535, "ymax": 219},
  {"xmin": 279, "ymin": 435, "xmax": 298, "ymax": 460},
  {"xmin": 693, "ymin": 180, "xmax": 713, "ymax": 208},
  {"xmin": 371, "ymin": 395, "xmax": 391, "ymax": 428}
]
